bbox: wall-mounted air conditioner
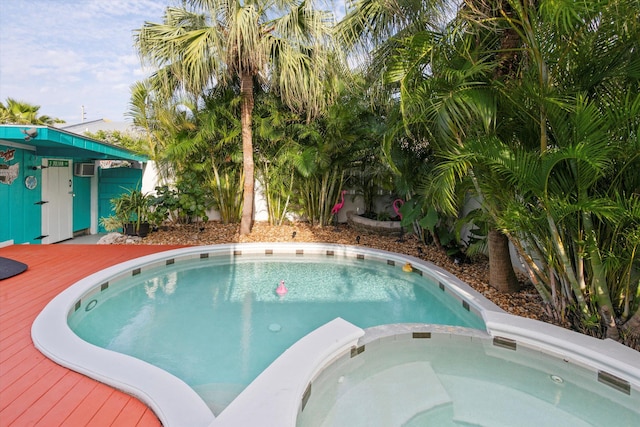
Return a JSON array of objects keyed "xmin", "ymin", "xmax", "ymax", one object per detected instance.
[{"xmin": 74, "ymin": 162, "xmax": 95, "ymax": 177}]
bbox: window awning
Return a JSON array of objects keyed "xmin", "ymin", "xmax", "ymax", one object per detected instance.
[{"xmin": 0, "ymin": 125, "xmax": 147, "ymax": 162}]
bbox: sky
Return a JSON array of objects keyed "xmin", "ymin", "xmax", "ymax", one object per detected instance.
[
  {"xmin": 0, "ymin": 0, "xmax": 347, "ymax": 126},
  {"xmin": 0, "ymin": 0, "xmax": 169, "ymax": 124}
]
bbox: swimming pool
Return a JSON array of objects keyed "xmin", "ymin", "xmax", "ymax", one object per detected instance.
[
  {"xmin": 67, "ymin": 253, "xmax": 484, "ymax": 414},
  {"xmin": 32, "ymin": 243, "xmax": 640, "ymax": 427},
  {"xmin": 297, "ymin": 326, "xmax": 640, "ymax": 427}
]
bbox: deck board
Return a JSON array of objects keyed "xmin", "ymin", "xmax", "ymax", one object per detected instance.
[
  {"xmin": 9, "ymin": 372, "xmax": 81, "ymax": 425},
  {"xmin": 63, "ymin": 386, "xmax": 117, "ymax": 426},
  {"xmin": 1, "ymin": 361, "xmax": 68, "ymax": 424},
  {"xmin": 0, "ymin": 244, "xmax": 184, "ymax": 426},
  {"xmin": 33, "ymin": 378, "xmax": 99, "ymax": 426}
]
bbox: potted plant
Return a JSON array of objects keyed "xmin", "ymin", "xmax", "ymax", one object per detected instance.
[
  {"xmin": 98, "ymin": 215, "xmax": 125, "ymax": 233},
  {"xmin": 112, "ymin": 189, "xmax": 151, "ymax": 237}
]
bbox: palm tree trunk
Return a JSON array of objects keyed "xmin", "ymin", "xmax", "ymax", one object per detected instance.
[
  {"xmin": 489, "ymin": 229, "xmax": 520, "ymax": 293},
  {"xmin": 583, "ymin": 211, "xmax": 620, "ymax": 340},
  {"xmin": 466, "ymin": 169, "xmax": 520, "ymax": 294},
  {"xmin": 239, "ymin": 72, "xmax": 255, "ymax": 235},
  {"xmin": 621, "ymin": 307, "xmax": 640, "ymax": 349}
]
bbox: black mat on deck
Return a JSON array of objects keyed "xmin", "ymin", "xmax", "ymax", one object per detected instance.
[{"xmin": 0, "ymin": 256, "xmax": 28, "ymax": 280}]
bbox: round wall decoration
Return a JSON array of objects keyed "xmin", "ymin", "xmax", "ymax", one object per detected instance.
[{"xmin": 25, "ymin": 175, "xmax": 37, "ymax": 190}]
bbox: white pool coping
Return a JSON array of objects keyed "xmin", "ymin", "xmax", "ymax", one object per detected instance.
[
  {"xmin": 31, "ymin": 243, "xmax": 640, "ymax": 427},
  {"xmin": 212, "ymin": 317, "xmax": 364, "ymax": 426}
]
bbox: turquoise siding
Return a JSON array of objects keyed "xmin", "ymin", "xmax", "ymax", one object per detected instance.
[
  {"xmin": 0, "ymin": 146, "xmax": 42, "ymax": 244},
  {"xmin": 97, "ymin": 167, "xmax": 143, "ymax": 233},
  {"xmin": 1, "ymin": 125, "xmax": 147, "ymax": 244},
  {"xmin": 1, "ymin": 144, "xmax": 143, "ymax": 243},
  {"xmin": 72, "ymin": 174, "xmax": 92, "ymax": 232}
]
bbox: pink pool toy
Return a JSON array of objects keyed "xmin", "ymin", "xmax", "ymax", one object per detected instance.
[{"xmin": 276, "ymin": 280, "xmax": 288, "ymax": 296}]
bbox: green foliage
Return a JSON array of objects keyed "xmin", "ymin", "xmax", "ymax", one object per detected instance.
[
  {"xmin": 253, "ymin": 93, "xmax": 300, "ymax": 225},
  {"xmin": 290, "ymin": 86, "xmax": 388, "ymax": 226},
  {"xmin": 98, "ymin": 215, "xmax": 125, "ymax": 233},
  {"xmin": 101, "ymin": 188, "xmax": 151, "ymax": 235},
  {"xmin": 133, "ymin": 0, "xmax": 339, "ymax": 234},
  {"xmin": 399, "ymin": 197, "xmax": 475, "ymax": 259},
  {"xmin": 198, "ymin": 86, "xmax": 246, "ymax": 224},
  {"xmin": 150, "ymin": 172, "xmax": 213, "ymax": 225},
  {"xmin": 343, "ymin": 0, "xmax": 640, "ymax": 340},
  {"xmin": 84, "ymin": 130, "xmax": 147, "ymax": 155},
  {"xmin": 148, "ymin": 185, "xmax": 179, "ymax": 227},
  {"xmin": 0, "ymin": 97, "xmax": 64, "ymax": 125}
]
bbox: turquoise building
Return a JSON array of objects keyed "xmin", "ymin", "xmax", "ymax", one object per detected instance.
[{"xmin": 0, "ymin": 125, "xmax": 147, "ymax": 245}]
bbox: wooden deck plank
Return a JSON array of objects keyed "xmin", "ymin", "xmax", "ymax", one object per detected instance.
[
  {"xmin": 1, "ymin": 314, "xmax": 34, "ymax": 340},
  {"xmin": 1, "ymin": 290, "xmax": 74, "ymax": 327},
  {"xmin": 138, "ymin": 407, "xmax": 163, "ymax": 427},
  {"xmin": 1, "ymin": 357, "xmax": 55, "ymax": 410},
  {"xmin": 0, "ymin": 266, "xmax": 110, "ymax": 316},
  {"xmin": 62, "ymin": 384, "xmax": 116, "ymax": 426},
  {"xmin": 0, "ymin": 360, "xmax": 67, "ymax": 424},
  {"xmin": 0, "ymin": 335, "xmax": 33, "ymax": 365},
  {"xmin": 1, "ymin": 344, "xmax": 45, "ymax": 377},
  {"xmin": 0, "ymin": 244, "xmax": 183, "ymax": 427},
  {"xmin": 6, "ymin": 371, "xmax": 82, "ymax": 426},
  {"xmin": 111, "ymin": 399, "xmax": 149, "ymax": 427},
  {"xmin": 86, "ymin": 391, "xmax": 131, "ymax": 427},
  {"xmin": 32, "ymin": 377, "xmax": 99, "ymax": 426}
]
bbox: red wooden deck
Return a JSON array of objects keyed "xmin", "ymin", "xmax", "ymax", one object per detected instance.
[{"xmin": 0, "ymin": 244, "xmax": 185, "ymax": 426}]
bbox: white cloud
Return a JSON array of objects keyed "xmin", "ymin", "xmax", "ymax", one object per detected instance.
[
  {"xmin": 120, "ymin": 54, "xmax": 142, "ymax": 66},
  {"xmin": 0, "ymin": 0, "xmax": 167, "ymax": 123},
  {"xmin": 0, "ymin": 0, "xmax": 347, "ymax": 124}
]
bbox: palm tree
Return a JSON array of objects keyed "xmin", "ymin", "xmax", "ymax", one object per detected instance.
[
  {"xmin": 459, "ymin": 94, "xmax": 640, "ymax": 342},
  {"xmin": 253, "ymin": 92, "xmax": 302, "ymax": 225},
  {"xmin": 196, "ymin": 86, "xmax": 245, "ymax": 223},
  {"xmin": 128, "ymin": 81, "xmax": 199, "ymax": 186},
  {"xmin": 483, "ymin": 0, "xmax": 638, "ymax": 340},
  {"xmin": 339, "ymin": 0, "xmax": 640, "ymax": 336},
  {"xmin": 426, "ymin": 0, "xmax": 640, "ymax": 341},
  {"xmin": 134, "ymin": 0, "xmax": 336, "ymax": 234},
  {"xmin": 0, "ymin": 98, "xmax": 64, "ymax": 125},
  {"xmin": 340, "ymin": 1, "xmax": 522, "ymax": 291},
  {"xmin": 290, "ymin": 85, "xmax": 384, "ymax": 226}
]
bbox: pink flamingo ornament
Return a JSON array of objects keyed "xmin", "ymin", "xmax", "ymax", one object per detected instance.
[
  {"xmin": 331, "ymin": 190, "xmax": 348, "ymax": 215},
  {"xmin": 276, "ymin": 280, "xmax": 288, "ymax": 296},
  {"xmin": 331, "ymin": 190, "xmax": 348, "ymax": 229},
  {"xmin": 393, "ymin": 199, "xmax": 404, "ymax": 220}
]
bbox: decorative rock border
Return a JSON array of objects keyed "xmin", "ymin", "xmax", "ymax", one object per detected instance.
[{"xmin": 347, "ymin": 211, "xmax": 402, "ymax": 236}]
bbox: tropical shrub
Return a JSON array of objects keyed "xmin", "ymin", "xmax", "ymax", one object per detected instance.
[{"xmin": 339, "ymin": 0, "xmax": 640, "ymax": 345}]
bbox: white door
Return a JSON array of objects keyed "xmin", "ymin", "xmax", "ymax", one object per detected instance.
[{"xmin": 41, "ymin": 159, "xmax": 73, "ymax": 243}]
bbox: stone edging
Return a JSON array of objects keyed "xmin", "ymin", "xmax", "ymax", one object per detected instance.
[{"xmin": 347, "ymin": 211, "xmax": 402, "ymax": 236}]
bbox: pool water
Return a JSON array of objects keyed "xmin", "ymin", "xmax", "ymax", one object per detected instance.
[
  {"xmin": 298, "ymin": 334, "xmax": 640, "ymax": 427},
  {"xmin": 68, "ymin": 254, "xmax": 483, "ymax": 413}
]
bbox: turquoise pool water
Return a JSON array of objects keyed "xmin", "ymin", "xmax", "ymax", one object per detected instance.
[
  {"xmin": 298, "ymin": 334, "xmax": 640, "ymax": 427},
  {"xmin": 68, "ymin": 254, "xmax": 483, "ymax": 413}
]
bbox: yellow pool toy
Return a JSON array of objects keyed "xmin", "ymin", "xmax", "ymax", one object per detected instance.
[{"xmin": 402, "ymin": 262, "xmax": 413, "ymax": 272}]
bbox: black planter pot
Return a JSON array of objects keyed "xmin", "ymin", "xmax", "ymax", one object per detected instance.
[
  {"xmin": 123, "ymin": 222, "xmax": 150, "ymax": 237},
  {"xmin": 124, "ymin": 223, "xmax": 136, "ymax": 236},
  {"xmin": 137, "ymin": 222, "xmax": 150, "ymax": 237}
]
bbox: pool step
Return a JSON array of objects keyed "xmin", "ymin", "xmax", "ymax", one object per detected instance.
[
  {"xmin": 440, "ymin": 375, "xmax": 593, "ymax": 427},
  {"xmin": 402, "ymin": 403, "xmax": 457, "ymax": 427},
  {"xmin": 318, "ymin": 361, "xmax": 452, "ymax": 427}
]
